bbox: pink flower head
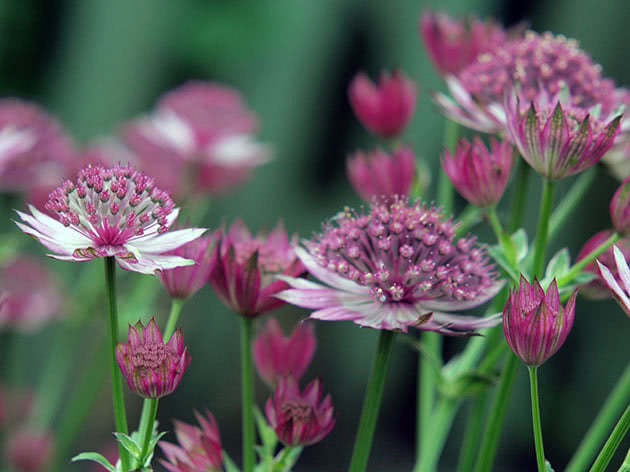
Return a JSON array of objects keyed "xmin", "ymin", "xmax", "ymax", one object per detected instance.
[
  {"xmin": 123, "ymin": 81, "xmax": 270, "ymax": 198},
  {"xmin": 5, "ymin": 429, "xmax": 53, "ymax": 472},
  {"xmin": 159, "ymin": 410, "xmax": 222, "ymax": 472},
  {"xmin": 253, "ymin": 318, "xmax": 316, "ymax": 387},
  {"xmin": 504, "ymin": 90, "xmax": 621, "ymax": 179},
  {"xmin": 0, "ymin": 256, "xmax": 62, "ymax": 333},
  {"xmin": 208, "ymin": 220, "xmax": 305, "ymax": 318},
  {"xmin": 597, "ymin": 246, "xmax": 630, "ymax": 316},
  {"xmin": 441, "ymin": 137, "xmax": 513, "ymax": 207},
  {"xmin": 348, "ymin": 70, "xmax": 416, "ymax": 138},
  {"xmin": 419, "ymin": 12, "xmax": 509, "ymax": 77},
  {"xmin": 435, "ymin": 31, "xmax": 618, "ymax": 133},
  {"xmin": 610, "ymin": 178, "xmax": 630, "ymax": 234},
  {"xmin": 577, "ymin": 231, "xmax": 630, "ymax": 299},
  {"xmin": 0, "ymin": 99, "xmax": 75, "ymax": 194},
  {"xmin": 158, "ymin": 234, "xmax": 214, "ymax": 299},
  {"xmin": 15, "ymin": 164, "xmax": 207, "ymax": 274},
  {"xmin": 115, "ymin": 318, "xmax": 191, "ymax": 398},
  {"xmin": 265, "ymin": 377, "xmax": 334, "ymax": 447},
  {"xmin": 277, "ymin": 198, "xmax": 503, "ymax": 334},
  {"xmin": 346, "ymin": 146, "xmax": 416, "ymax": 202},
  {"xmin": 503, "ymin": 276, "xmax": 576, "ymax": 366}
]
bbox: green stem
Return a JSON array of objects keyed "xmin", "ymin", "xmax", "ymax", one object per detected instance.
[
  {"xmin": 557, "ymin": 232, "xmax": 620, "ymax": 286},
  {"xmin": 487, "ymin": 207, "xmax": 504, "ymax": 243},
  {"xmin": 532, "ymin": 179, "xmax": 555, "ymax": 277},
  {"xmin": 590, "ymin": 404, "xmax": 630, "ymax": 472},
  {"xmin": 138, "ymin": 398, "xmax": 158, "ymax": 463},
  {"xmin": 241, "ymin": 317, "xmax": 255, "ymax": 472},
  {"xmin": 438, "ymin": 119, "xmax": 459, "ymax": 215},
  {"xmin": 416, "ymin": 399, "xmax": 459, "ymax": 471},
  {"xmin": 417, "ymin": 331, "xmax": 441, "ymax": 461},
  {"xmin": 163, "ymin": 298, "xmax": 185, "ymax": 342},
  {"xmin": 104, "ymin": 257, "xmax": 130, "ymax": 472},
  {"xmin": 473, "ymin": 352, "xmax": 519, "ymax": 472},
  {"xmin": 509, "ymin": 159, "xmax": 531, "ymax": 233},
  {"xmin": 568, "ymin": 362, "xmax": 630, "ymax": 472},
  {"xmin": 457, "ymin": 392, "xmax": 489, "ymax": 472},
  {"xmin": 348, "ymin": 330, "xmax": 396, "ymax": 472},
  {"xmin": 528, "ymin": 366, "xmax": 546, "ymax": 472},
  {"xmin": 619, "ymin": 447, "xmax": 630, "ymax": 471}
]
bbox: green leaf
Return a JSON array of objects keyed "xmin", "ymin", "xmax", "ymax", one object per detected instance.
[
  {"xmin": 142, "ymin": 431, "xmax": 168, "ymax": 467},
  {"xmin": 223, "ymin": 451, "xmax": 241, "ymax": 472},
  {"xmin": 544, "ymin": 248, "xmax": 570, "ymax": 283},
  {"xmin": 71, "ymin": 452, "xmax": 116, "ymax": 472},
  {"xmin": 254, "ymin": 406, "xmax": 277, "ymax": 452},
  {"xmin": 273, "ymin": 446, "xmax": 303, "ymax": 472},
  {"xmin": 113, "ymin": 432, "xmax": 141, "ymax": 459},
  {"xmin": 486, "ymin": 244, "xmax": 519, "ymax": 284},
  {"xmin": 511, "ymin": 229, "xmax": 528, "ymax": 263}
]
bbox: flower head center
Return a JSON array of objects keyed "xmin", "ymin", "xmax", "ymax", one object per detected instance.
[
  {"xmin": 132, "ymin": 342, "xmax": 168, "ymax": 373},
  {"xmin": 281, "ymin": 401, "xmax": 314, "ymax": 422}
]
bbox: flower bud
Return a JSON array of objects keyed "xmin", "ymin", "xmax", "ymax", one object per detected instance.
[{"xmin": 611, "ymin": 177, "xmax": 630, "ymax": 234}]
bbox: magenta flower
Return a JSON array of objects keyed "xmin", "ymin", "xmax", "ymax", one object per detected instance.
[
  {"xmin": 0, "ymin": 256, "xmax": 62, "ymax": 333},
  {"xmin": 348, "ymin": 70, "xmax": 416, "ymax": 138},
  {"xmin": 435, "ymin": 31, "xmax": 618, "ymax": 133},
  {"xmin": 253, "ymin": 318, "xmax": 316, "ymax": 387},
  {"xmin": 5, "ymin": 429, "xmax": 53, "ymax": 472},
  {"xmin": 610, "ymin": 177, "xmax": 630, "ymax": 234},
  {"xmin": 265, "ymin": 377, "xmax": 334, "ymax": 447},
  {"xmin": 503, "ymin": 276, "xmax": 576, "ymax": 366},
  {"xmin": 597, "ymin": 246, "xmax": 630, "ymax": 316},
  {"xmin": 115, "ymin": 318, "xmax": 190, "ymax": 398},
  {"xmin": 441, "ymin": 137, "xmax": 513, "ymax": 207},
  {"xmin": 346, "ymin": 146, "xmax": 416, "ymax": 202},
  {"xmin": 208, "ymin": 220, "xmax": 305, "ymax": 318},
  {"xmin": 419, "ymin": 12, "xmax": 508, "ymax": 77},
  {"xmin": 504, "ymin": 90, "xmax": 621, "ymax": 179},
  {"xmin": 577, "ymin": 231, "xmax": 630, "ymax": 299},
  {"xmin": 15, "ymin": 164, "xmax": 206, "ymax": 274},
  {"xmin": 123, "ymin": 81, "xmax": 270, "ymax": 198},
  {"xmin": 159, "ymin": 410, "xmax": 222, "ymax": 472},
  {"xmin": 277, "ymin": 198, "xmax": 502, "ymax": 333},
  {"xmin": 158, "ymin": 234, "xmax": 214, "ymax": 299}
]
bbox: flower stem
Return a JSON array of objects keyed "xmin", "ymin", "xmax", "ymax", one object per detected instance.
[
  {"xmin": 528, "ymin": 366, "xmax": 546, "ymax": 472},
  {"xmin": 438, "ymin": 119, "xmax": 459, "ymax": 215},
  {"xmin": 138, "ymin": 398, "xmax": 158, "ymax": 463},
  {"xmin": 163, "ymin": 298, "xmax": 185, "ymax": 342},
  {"xmin": 532, "ymin": 178, "xmax": 555, "ymax": 277},
  {"xmin": 473, "ymin": 352, "xmax": 519, "ymax": 472},
  {"xmin": 417, "ymin": 331, "xmax": 441, "ymax": 463},
  {"xmin": 241, "ymin": 317, "xmax": 255, "ymax": 472},
  {"xmin": 509, "ymin": 159, "xmax": 531, "ymax": 233},
  {"xmin": 416, "ymin": 398, "xmax": 460, "ymax": 471},
  {"xmin": 104, "ymin": 257, "xmax": 130, "ymax": 472},
  {"xmin": 557, "ymin": 232, "xmax": 620, "ymax": 286},
  {"xmin": 567, "ymin": 362, "xmax": 630, "ymax": 472},
  {"xmin": 348, "ymin": 330, "xmax": 396, "ymax": 472},
  {"xmin": 589, "ymin": 403, "xmax": 630, "ymax": 472},
  {"xmin": 457, "ymin": 392, "xmax": 489, "ymax": 472}
]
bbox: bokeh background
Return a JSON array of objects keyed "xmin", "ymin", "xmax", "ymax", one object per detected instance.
[{"xmin": 1, "ymin": 0, "xmax": 630, "ymax": 470}]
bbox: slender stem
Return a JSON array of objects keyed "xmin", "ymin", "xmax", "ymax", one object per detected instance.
[
  {"xmin": 590, "ymin": 404, "xmax": 630, "ymax": 472},
  {"xmin": 528, "ymin": 366, "xmax": 546, "ymax": 472},
  {"xmin": 163, "ymin": 298, "xmax": 185, "ymax": 342},
  {"xmin": 568, "ymin": 362, "xmax": 630, "ymax": 472},
  {"xmin": 138, "ymin": 398, "xmax": 158, "ymax": 462},
  {"xmin": 416, "ymin": 398, "xmax": 459, "ymax": 472},
  {"xmin": 557, "ymin": 233, "xmax": 620, "ymax": 286},
  {"xmin": 348, "ymin": 330, "xmax": 396, "ymax": 472},
  {"xmin": 509, "ymin": 159, "xmax": 531, "ymax": 233},
  {"xmin": 486, "ymin": 207, "xmax": 504, "ymax": 243},
  {"xmin": 417, "ymin": 331, "xmax": 441, "ymax": 461},
  {"xmin": 457, "ymin": 392, "xmax": 489, "ymax": 472},
  {"xmin": 532, "ymin": 179, "xmax": 555, "ymax": 277},
  {"xmin": 241, "ymin": 317, "xmax": 255, "ymax": 472},
  {"xmin": 473, "ymin": 352, "xmax": 519, "ymax": 472},
  {"xmin": 104, "ymin": 257, "xmax": 130, "ymax": 472}
]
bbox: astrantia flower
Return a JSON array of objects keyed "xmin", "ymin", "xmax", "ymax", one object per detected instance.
[
  {"xmin": 441, "ymin": 136, "xmax": 513, "ymax": 207},
  {"xmin": 115, "ymin": 318, "xmax": 190, "ymax": 398},
  {"xmin": 123, "ymin": 81, "xmax": 270, "ymax": 198},
  {"xmin": 504, "ymin": 90, "xmax": 620, "ymax": 179},
  {"xmin": 5, "ymin": 429, "xmax": 53, "ymax": 472},
  {"xmin": 435, "ymin": 31, "xmax": 617, "ymax": 133},
  {"xmin": 277, "ymin": 198, "xmax": 502, "ymax": 333},
  {"xmin": 419, "ymin": 12, "xmax": 509, "ymax": 77},
  {"xmin": 15, "ymin": 164, "xmax": 206, "ymax": 274},
  {"xmin": 577, "ymin": 231, "xmax": 630, "ymax": 299},
  {"xmin": 503, "ymin": 276, "xmax": 576, "ymax": 366},
  {"xmin": 158, "ymin": 234, "xmax": 214, "ymax": 299},
  {"xmin": 253, "ymin": 318, "xmax": 316, "ymax": 387},
  {"xmin": 159, "ymin": 410, "xmax": 222, "ymax": 472},
  {"xmin": 208, "ymin": 220, "xmax": 305, "ymax": 317},
  {"xmin": 597, "ymin": 246, "xmax": 630, "ymax": 316},
  {"xmin": 348, "ymin": 70, "xmax": 416, "ymax": 137},
  {"xmin": 346, "ymin": 146, "xmax": 416, "ymax": 201},
  {"xmin": 0, "ymin": 256, "xmax": 62, "ymax": 333},
  {"xmin": 265, "ymin": 377, "xmax": 334, "ymax": 447}
]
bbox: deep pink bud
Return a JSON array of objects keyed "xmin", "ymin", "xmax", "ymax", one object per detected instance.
[
  {"xmin": 611, "ymin": 178, "xmax": 630, "ymax": 234},
  {"xmin": 115, "ymin": 318, "xmax": 191, "ymax": 398},
  {"xmin": 441, "ymin": 137, "xmax": 513, "ymax": 207},
  {"xmin": 265, "ymin": 377, "xmax": 334, "ymax": 446},
  {"xmin": 348, "ymin": 70, "xmax": 416, "ymax": 137},
  {"xmin": 159, "ymin": 410, "xmax": 222, "ymax": 472},
  {"xmin": 253, "ymin": 318, "xmax": 316, "ymax": 387},
  {"xmin": 577, "ymin": 231, "xmax": 630, "ymax": 299},
  {"xmin": 503, "ymin": 276, "xmax": 576, "ymax": 366},
  {"xmin": 5, "ymin": 429, "xmax": 53, "ymax": 472},
  {"xmin": 158, "ymin": 234, "xmax": 214, "ymax": 299}
]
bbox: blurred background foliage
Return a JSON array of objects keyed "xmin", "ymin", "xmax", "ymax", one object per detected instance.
[{"xmin": 1, "ymin": 0, "xmax": 630, "ymax": 470}]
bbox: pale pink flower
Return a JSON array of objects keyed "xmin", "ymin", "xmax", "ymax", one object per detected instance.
[
  {"xmin": 597, "ymin": 246, "xmax": 630, "ymax": 316},
  {"xmin": 15, "ymin": 164, "xmax": 206, "ymax": 274}
]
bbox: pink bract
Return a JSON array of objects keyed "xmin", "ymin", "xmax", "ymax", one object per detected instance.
[
  {"xmin": 115, "ymin": 318, "xmax": 191, "ymax": 398},
  {"xmin": 158, "ymin": 234, "xmax": 214, "ymax": 299},
  {"xmin": 277, "ymin": 198, "xmax": 503, "ymax": 334},
  {"xmin": 15, "ymin": 164, "xmax": 206, "ymax": 275},
  {"xmin": 265, "ymin": 377, "xmax": 334, "ymax": 447},
  {"xmin": 597, "ymin": 246, "xmax": 630, "ymax": 317},
  {"xmin": 253, "ymin": 318, "xmax": 316, "ymax": 387},
  {"xmin": 577, "ymin": 231, "xmax": 630, "ymax": 299}
]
